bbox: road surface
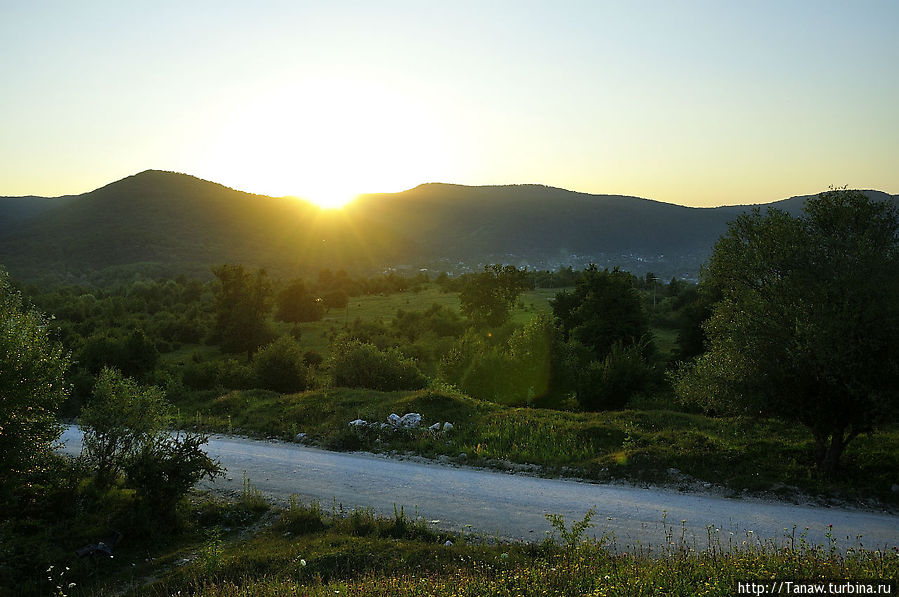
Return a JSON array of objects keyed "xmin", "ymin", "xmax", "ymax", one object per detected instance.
[{"xmin": 59, "ymin": 426, "xmax": 898, "ymax": 551}]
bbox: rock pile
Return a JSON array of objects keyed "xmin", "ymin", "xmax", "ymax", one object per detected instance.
[{"xmin": 346, "ymin": 413, "xmax": 454, "ymax": 433}]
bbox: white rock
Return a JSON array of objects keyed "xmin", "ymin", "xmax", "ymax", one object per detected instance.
[
  {"xmin": 442, "ymin": 422, "xmax": 454, "ymax": 432},
  {"xmin": 444, "ymin": 540, "xmax": 453, "ymax": 547},
  {"xmin": 294, "ymin": 433, "xmax": 307, "ymax": 442},
  {"xmin": 428, "ymin": 422, "xmax": 441, "ymax": 431},
  {"xmin": 349, "ymin": 419, "xmax": 367, "ymax": 427},
  {"xmin": 387, "ymin": 413, "xmax": 401, "ymax": 426},
  {"xmin": 399, "ymin": 413, "xmax": 422, "ymax": 429}
]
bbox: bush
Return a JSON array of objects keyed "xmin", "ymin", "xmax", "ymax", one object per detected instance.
[
  {"xmin": 459, "ymin": 350, "xmax": 522, "ymax": 405},
  {"xmin": 330, "ymin": 339, "xmax": 427, "ymax": 391},
  {"xmin": 80, "ymin": 367, "xmax": 172, "ymax": 486},
  {"xmin": 303, "ymin": 350, "xmax": 324, "ymax": 368},
  {"xmin": 252, "ymin": 336, "xmax": 311, "ymax": 393},
  {"xmin": 576, "ymin": 341, "xmax": 653, "ymax": 411},
  {"xmin": 182, "ymin": 358, "xmax": 254, "ymax": 391},
  {"xmin": 123, "ymin": 432, "xmax": 223, "ymax": 517}
]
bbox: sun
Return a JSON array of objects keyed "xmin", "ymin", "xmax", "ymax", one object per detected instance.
[{"xmin": 187, "ymin": 77, "xmax": 452, "ymax": 208}]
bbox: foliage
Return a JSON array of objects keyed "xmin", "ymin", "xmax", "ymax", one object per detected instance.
[
  {"xmin": 252, "ymin": 335, "xmax": 311, "ymax": 393},
  {"xmin": 211, "ymin": 264, "xmax": 274, "ymax": 358},
  {"xmin": 0, "ymin": 268, "xmax": 70, "ymax": 507},
  {"xmin": 77, "ymin": 328, "xmax": 159, "ymax": 379},
  {"xmin": 545, "ymin": 507, "xmax": 596, "ymax": 552},
  {"xmin": 577, "ymin": 340, "xmax": 655, "ymax": 411},
  {"xmin": 172, "ymin": 383, "xmax": 899, "ymax": 500},
  {"xmin": 123, "ymin": 431, "xmax": 223, "ymax": 515},
  {"xmin": 674, "ymin": 189, "xmax": 899, "ymax": 475},
  {"xmin": 275, "ymin": 279, "xmax": 324, "ymax": 323},
  {"xmin": 552, "ymin": 265, "xmax": 652, "ymax": 361},
  {"xmin": 329, "ymin": 339, "xmax": 427, "ymax": 391},
  {"xmin": 438, "ymin": 328, "xmax": 525, "ymax": 405},
  {"xmin": 459, "ymin": 264, "xmax": 529, "ymax": 327},
  {"xmin": 79, "ymin": 367, "xmax": 173, "ymax": 486},
  {"xmin": 507, "ymin": 313, "xmax": 577, "ymax": 407}
]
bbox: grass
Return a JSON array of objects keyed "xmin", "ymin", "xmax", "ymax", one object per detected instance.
[
  {"xmin": 171, "ymin": 385, "xmax": 899, "ymax": 503},
  {"xmin": 132, "ymin": 497, "xmax": 898, "ymax": 597},
  {"xmin": 7, "ymin": 464, "xmax": 896, "ymax": 596}
]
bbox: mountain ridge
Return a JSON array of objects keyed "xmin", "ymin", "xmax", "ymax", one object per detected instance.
[{"xmin": 2, "ymin": 170, "xmax": 894, "ymax": 282}]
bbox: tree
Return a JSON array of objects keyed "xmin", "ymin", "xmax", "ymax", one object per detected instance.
[
  {"xmin": 0, "ymin": 268, "xmax": 70, "ymax": 501},
  {"xmin": 507, "ymin": 313, "xmax": 576, "ymax": 407},
  {"xmin": 212, "ymin": 265, "xmax": 273, "ymax": 358},
  {"xmin": 275, "ymin": 279, "xmax": 325, "ymax": 323},
  {"xmin": 551, "ymin": 265, "xmax": 651, "ymax": 361},
  {"xmin": 80, "ymin": 367, "xmax": 172, "ymax": 486},
  {"xmin": 674, "ymin": 189, "xmax": 899, "ymax": 475},
  {"xmin": 459, "ymin": 264, "xmax": 529, "ymax": 327}
]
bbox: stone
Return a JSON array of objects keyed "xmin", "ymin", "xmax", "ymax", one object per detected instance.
[
  {"xmin": 349, "ymin": 419, "xmax": 367, "ymax": 427},
  {"xmin": 428, "ymin": 422, "xmax": 441, "ymax": 432},
  {"xmin": 399, "ymin": 413, "xmax": 422, "ymax": 429},
  {"xmin": 294, "ymin": 433, "xmax": 307, "ymax": 442},
  {"xmin": 892, "ymin": 484, "xmax": 899, "ymax": 493},
  {"xmin": 442, "ymin": 422, "xmax": 454, "ymax": 432},
  {"xmin": 444, "ymin": 540, "xmax": 453, "ymax": 547},
  {"xmin": 387, "ymin": 413, "xmax": 401, "ymax": 426}
]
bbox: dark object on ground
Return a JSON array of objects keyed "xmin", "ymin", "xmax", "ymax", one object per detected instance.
[{"xmin": 76, "ymin": 531, "xmax": 122, "ymax": 558}]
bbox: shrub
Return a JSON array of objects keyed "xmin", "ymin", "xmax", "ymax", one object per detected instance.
[
  {"xmin": 252, "ymin": 336, "xmax": 310, "ymax": 393},
  {"xmin": 576, "ymin": 341, "xmax": 653, "ymax": 411},
  {"xmin": 123, "ymin": 432, "xmax": 223, "ymax": 517},
  {"xmin": 330, "ymin": 339, "xmax": 427, "ymax": 391}
]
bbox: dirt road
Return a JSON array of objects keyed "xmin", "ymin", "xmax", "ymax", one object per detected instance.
[{"xmin": 59, "ymin": 426, "xmax": 898, "ymax": 551}]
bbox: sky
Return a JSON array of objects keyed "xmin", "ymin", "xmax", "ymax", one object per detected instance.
[{"xmin": 1, "ymin": 1, "xmax": 897, "ymax": 208}]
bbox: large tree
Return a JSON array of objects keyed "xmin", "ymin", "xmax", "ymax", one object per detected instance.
[
  {"xmin": 459, "ymin": 264, "xmax": 529, "ymax": 327},
  {"xmin": 675, "ymin": 189, "xmax": 899, "ymax": 475},
  {"xmin": 0, "ymin": 268, "xmax": 70, "ymax": 502},
  {"xmin": 551, "ymin": 265, "xmax": 651, "ymax": 361},
  {"xmin": 275, "ymin": 279, "xmax": 324, "ymax": 323},
  {"xmin": 212, "ymin": 264, "xmax": 273, "ymax": 358}
]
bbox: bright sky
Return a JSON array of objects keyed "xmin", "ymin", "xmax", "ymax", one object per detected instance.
[{"xmin": 1, "ymin": 1, "xmax": 897, "ymax": 208}]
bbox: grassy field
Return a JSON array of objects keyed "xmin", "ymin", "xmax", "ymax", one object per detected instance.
[
  {"xmin": 273, "ymin": 286, "xmax": 561, "ymax": 356},
  {"xmin": 172, "ymin": 386, "xmax": 899, "ymax": 503}
]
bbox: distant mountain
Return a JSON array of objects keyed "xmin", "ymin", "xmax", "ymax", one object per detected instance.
[
  {"xmin": 347, "ymin": 184, "xmax": 897, "ymax": 277},
  {"xmin": 0, "ymin": 194, "xmax": 76, "ymax": 237},
  {"xmin": 1, "ymin": 170, "xmax": 894, "ymax": 282}
]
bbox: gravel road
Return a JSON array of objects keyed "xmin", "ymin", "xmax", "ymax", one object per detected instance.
[{"xmin": 59, "ymin": 426, "xmax": 898, "ymax": 552}]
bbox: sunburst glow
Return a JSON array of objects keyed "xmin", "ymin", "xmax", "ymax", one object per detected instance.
[{"xmin": 188, "ymin": 77, "xmax": 451, "ymax": 208}]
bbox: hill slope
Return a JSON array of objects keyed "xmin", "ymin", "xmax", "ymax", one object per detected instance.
[
  {"xmin": 1, "ymin": 171, "xmax": 894, "ymax": 281},
  {"xmin": 0, "ymin": 170, "xmax": 408, "ymax": 279}
]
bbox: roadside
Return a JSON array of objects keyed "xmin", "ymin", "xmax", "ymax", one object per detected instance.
[{"xmin": 57, "ymin": 426, "xmax": 899, "ymax": 551}]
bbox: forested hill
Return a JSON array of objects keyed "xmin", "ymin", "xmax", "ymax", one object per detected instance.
[
  {"xmin": 0, "ymin": 170, "xmax": 410, "ymax": 280},
  {"xmin": 1, "ymin": 170, "xmax": 894, "ymax": 282}
]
